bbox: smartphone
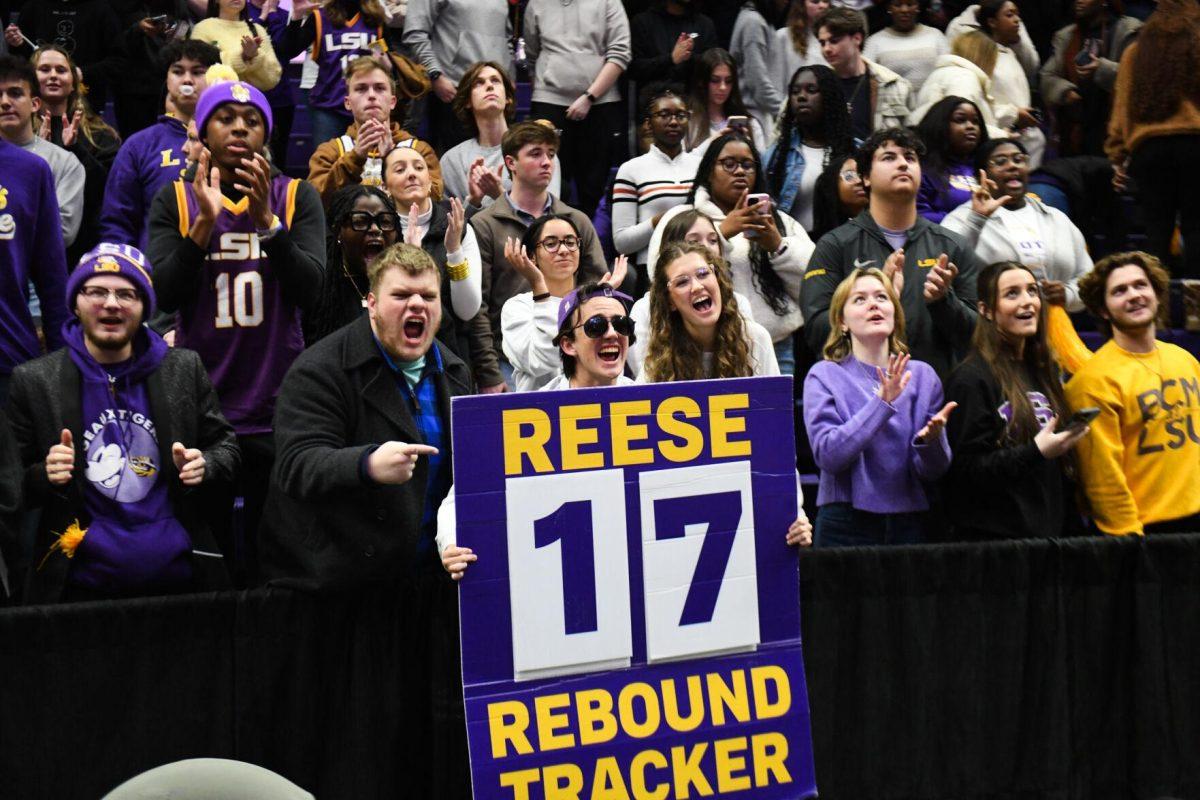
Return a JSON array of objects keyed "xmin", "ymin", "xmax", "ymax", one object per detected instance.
[
  {"xmin": 747, "ymin": 193, "xmax": 772, "ymax": 214},
  {"xmin": 1062, "ymin": 407, "xmax": 1100, "ymax": 431},
  {"xmin": 1074, "ymin": 49, "xmax": 1094, "ymax": 66},
  {"xmin": 727, "ymin": 115, "xmax": 750, "ymax": 135},
  {"xmin": 147, "ymin": 14, "xmax": 170, "ymax": 25}
]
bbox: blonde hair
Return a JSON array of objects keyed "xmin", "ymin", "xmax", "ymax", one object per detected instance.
[
  {"xmin": 822, "ymin": 268, "xmax": 909, "ymax": 361},
  {"xmin": 368, "ymin": 243, "xmax": 438, "ymax": 292},
  {"xmin": 343, "ymin": 55, "xmax": 396, "ymax": 96},
  {"xmin": 951, "ymin": 30, "xmax": 998, "ymax": 76}
]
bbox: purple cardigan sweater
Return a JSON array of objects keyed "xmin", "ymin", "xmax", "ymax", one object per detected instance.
[{"xmin": 802, "ymin": 355, "xmax": 952, "ymax": 513}]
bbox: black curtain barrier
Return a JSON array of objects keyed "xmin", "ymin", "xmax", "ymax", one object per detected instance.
[{"xmin": 1, "ymin": 535, "xmax": 1198, "ymax": 800}]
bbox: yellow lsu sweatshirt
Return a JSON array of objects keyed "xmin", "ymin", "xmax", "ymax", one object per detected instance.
[{"xmin": 1065, "ymin": 339, "xmax": 1200, "ymax": 535}]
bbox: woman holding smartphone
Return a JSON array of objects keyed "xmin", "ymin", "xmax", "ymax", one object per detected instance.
[
  {"xmin": 686, "ymin": 133, "xmax": 814, "ymax": 374},
  {"xmin": 942, "ymin": 260, "xmax": 1088, "ymax": 540}
]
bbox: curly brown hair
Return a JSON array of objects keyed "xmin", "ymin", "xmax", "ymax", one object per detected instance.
[
  {"xmin": 1077, "ymin": 251, "xmax": 1170, "ymax": 336},
  {"xmin": 1128, "ymin": 0, "xmax": 1200, "ymax": 124},
  {"xmin": 452, "ymin": 61, "xmax": 516, "ymax": 135},
  {"xmin": 644, "ymin": 243, "xmax": 753, "ymax": 382}
]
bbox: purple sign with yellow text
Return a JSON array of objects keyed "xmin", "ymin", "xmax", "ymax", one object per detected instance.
[{"xmin": 452, "ymin": 377, "xmax": 817, "ymax": 800}]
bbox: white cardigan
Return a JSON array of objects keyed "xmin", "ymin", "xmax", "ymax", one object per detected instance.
[
  {"xmin": 941, "ymin": 196, "xmax": 1091, "ymax": 312},
  {"xmin": 909, "ymin": 54, "xmax": 1012, "ymax": 139},
  {"xmin": 691, "ymin": 187, "xmax": 814, "ymax": 343}
]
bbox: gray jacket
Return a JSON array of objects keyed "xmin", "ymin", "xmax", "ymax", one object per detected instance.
[
  {"xmin": 731, "ymin": 4, "xmax": 784, "ymax": 124},
  {"xmin": 524, "ymin": 0, "xmax": 632, "ymax": 106},
  {"xmin": 1039, "ymin": 16, "xmax": 1141, "ymax": 108},
  {"xmin": 401, "ymin": 0, "xmax": 512, "ymax": 84}
]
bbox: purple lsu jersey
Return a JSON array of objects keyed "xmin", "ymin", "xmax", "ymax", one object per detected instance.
[
  {"xmin": 171, "ymin": 176, "xmax": 304, "ymax": 435},
  {"xmin": 309, "ymin": 10, "xmax": 387, "ymax": 112}
]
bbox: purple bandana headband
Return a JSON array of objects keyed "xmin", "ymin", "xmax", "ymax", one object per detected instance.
[{"xmin": 557, "ymin": 285, "xmax": 634, "ymax": 330}]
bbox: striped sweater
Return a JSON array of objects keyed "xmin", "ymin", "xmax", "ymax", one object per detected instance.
[{"xmin": 611, "ymin": 145, "xmax": 701, "ymax": 268}]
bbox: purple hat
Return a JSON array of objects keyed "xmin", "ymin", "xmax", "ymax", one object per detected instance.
[
  {"xmin": 194, "ymin": 69, "xmax": 273, "ymax": 143},
  {"xmin": 66, "ymin": 243, "xmax": 156, "ymax": 316},
  {"xmin": 557, "ymin": 284, "xmax": 633, "ymax": 330}
]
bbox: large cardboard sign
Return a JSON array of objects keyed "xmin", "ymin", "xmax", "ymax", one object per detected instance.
[{"xmin": 452, "ymin": 377, "xmax": 817, "ymax": 799}]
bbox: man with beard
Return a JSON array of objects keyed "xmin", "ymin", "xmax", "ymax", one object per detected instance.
[
  {"xmin": 1066, "ymin": 252, "xmax": 1200, "ymax": 535},
  {"xmin": 6, "ymin": 243, "xmax": 238, "ymax": 603},
  {"xmin": 261, "ymin": 244, "xmax": 473, "ymax": 797},
  {"xmin": 261, "ymin": 242, "xmax": 472, "ymax": 587},
  {"xmin": 146, "ymin": 65, "xmax": 325, "ymax": 584}
]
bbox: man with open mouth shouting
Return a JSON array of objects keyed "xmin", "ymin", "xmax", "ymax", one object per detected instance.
[{"xmin": 261, "ymin": 242, "xmax": 475, "ymax": 798}]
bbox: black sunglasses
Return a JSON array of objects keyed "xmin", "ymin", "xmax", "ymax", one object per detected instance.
[{"xmin": 575, "ymin": 314, "xmax": 634, "ymax": 339}]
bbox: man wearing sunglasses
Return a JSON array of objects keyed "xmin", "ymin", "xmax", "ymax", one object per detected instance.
[{"xmin": 6, "ymin": 243, "xmax": 239, "ymax": 603}]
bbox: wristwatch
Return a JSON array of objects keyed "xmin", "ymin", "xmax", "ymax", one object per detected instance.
[
  {"xmin": 585, "ymin": 91, "xmax": 597, "ymax": 103},
  {"xmin": 429, "ymin": 69, "xmax": 443, "ymax": 82}
]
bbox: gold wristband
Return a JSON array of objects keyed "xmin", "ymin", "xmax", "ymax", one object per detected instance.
[{"xmin": 446, "ymin": 260, "xmax": 469, "ymax": 282}]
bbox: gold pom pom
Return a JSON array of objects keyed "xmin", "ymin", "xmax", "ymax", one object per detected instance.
[
  {"xmin": 204, "ymin": 64, "xmax": 241, "ymax": 87},
  {"xmin": 38, "ymin": 520, "xmax": 87, "ymax": 570}
]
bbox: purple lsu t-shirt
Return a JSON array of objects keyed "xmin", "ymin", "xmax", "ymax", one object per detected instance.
[
  {"xmin": 173, "ymin": 176, "xmax": 305, "ymax": 435},
  {"xmin": 309, "ymin": 10, "xmax": 386, "ymax": 112}
]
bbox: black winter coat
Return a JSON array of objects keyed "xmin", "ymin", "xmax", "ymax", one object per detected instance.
[
  {"xmin": 7, "ymin": 347, "xmax": 239, "ymax": 603},
  {"xmin": 259, "ymin": 316, "xmax": 474, "ymax": 591}
]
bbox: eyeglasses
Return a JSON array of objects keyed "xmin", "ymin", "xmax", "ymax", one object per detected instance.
[
  {"xmin": 79, "ymin": 286, "xmax": 140, "ymax": 306},
  {"xmin": 345, "ymin": 211, "xmax": 400, "ymax": 232},
  {"xmin": 538, "ymin": 235, "xmax": 580, "ymax": 253},
  {"xmin": 650, "ymin": 110, "xmax": 692, "ymax": 123},
  {"xmin": 717, "ymin": 157, "xmax": 756, "ymax": 174},
  {"xmin": 575, "ymin": 314, "xmax": 634, "ymax": 338},
  {"xmin": 668, "ymin": 265, "xmax": 715, "ymax": 292},
  {"xmin": 987, "ymin": 153, "xmax": 1030, "ymax": 168},
  {"xmin": 839, "ymin": 169, "xmax": 862, "ymax": 183}
]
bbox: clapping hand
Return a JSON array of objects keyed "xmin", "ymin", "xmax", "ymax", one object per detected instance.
[
  {"xmin": 234, "ymin": 153, "xmax": 275, "ymax": 230},
  {"xmin": 917, "ymin": 402, "xmax": 957, "ymax": 443},
  {"xmin": 444, "ymin": 196, "xmax": 465, "ymax": 253},
  {"xmin": 876, "ymin": 353, "xmax": 912, "ymax": 404},
  {"xmin": 599, "ymin": 255, "xmax": 628, "ymax": 289},
  {"xmin": 404, "ymin": 203, "xmax": 423, "ymax": 246},
  {"xmin": 503, "ymin": 236, "xmax": 547, "ymax": 295},
  {"xmin": 241, "ymin": 34, "xmax": 261, "ymax": 62},
  {"xmin": 192, "ymin": 148, "xmax": 223, "ymax": 223},
  {"xmin": 923, "ymin": 253, "xmax": 958, "ymax": 304},
  {"xmin": 884, "ymin": 247, "xmax": 905, "ymax": 296}
]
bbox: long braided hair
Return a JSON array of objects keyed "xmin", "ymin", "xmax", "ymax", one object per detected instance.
[
  {"xmin": 768, "ymin": 64, "xmax": 852, "ymax": 197},
  {"xmin": 688, "ymin": 133, "xmax": 792, "ymax": 317},
  {"xmin": 307, "ymin": 185, "xmax": 397, "ymax": 344}
]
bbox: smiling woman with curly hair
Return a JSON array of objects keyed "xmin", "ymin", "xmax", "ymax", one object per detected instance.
[
  {"xmin": 642, "ymin": 242, "xmax": 779, "ymax": 382},
  {"xmin": 1107, "ymin": 0, "xmax": 1200, "ymax": 278}
]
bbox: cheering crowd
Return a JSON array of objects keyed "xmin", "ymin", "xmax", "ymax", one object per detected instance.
[{"xmin": 0, "ymin": 0, "xmax": 1198, "ymax": 607}]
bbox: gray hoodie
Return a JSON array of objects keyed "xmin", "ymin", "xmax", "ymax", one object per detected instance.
[
  {"xmin": 523, "ymin": 0, "xmax": 632, "ymax": 106},
  {"xmin": 402, "ymin": 0, "xmax": 512, "ymax": 84}
]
